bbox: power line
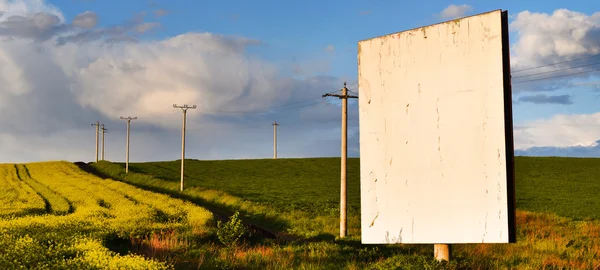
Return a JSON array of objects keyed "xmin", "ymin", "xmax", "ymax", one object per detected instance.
[
  {"xmin": 260, "ymin": 96, "xmax": 332, "ymax": 109},
  {"xmin": 512, "ymin": 61, "xmax": 600, "ymax": 80},
  {"xmin": 513, "ymin": 66, "xmax": 600, "ymax": 84},
  {"xmin": 204, "ymin": 89, "xmax": 341, "ymax": 115},
  {"xmin": 211, "ymin": 100, "xmax": 320, "ymax": 114},
  {"xmin": 512, "ymin": 54, "xmax": 600, "ymax": 73}
]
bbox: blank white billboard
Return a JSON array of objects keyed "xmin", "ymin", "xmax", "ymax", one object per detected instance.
[{"xmin": 358, "ymin": 10, "xmax": 515, "ymax": 244}]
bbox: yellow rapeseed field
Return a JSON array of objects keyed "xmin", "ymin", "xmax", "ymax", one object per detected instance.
[{"xmin": 0, "ymin": 161, "xmax": 214, "ymax": 269}]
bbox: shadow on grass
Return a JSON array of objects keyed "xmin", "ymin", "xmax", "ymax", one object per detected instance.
[
  {"xmin": 74, "ymin": 161, "xmax": 293, "ymax": 242},
  {"xmin": 122, "ymin": 162, "xmax": 209, "ymax": 187},
  {"xmin": 74, "ymin": 162, "xmax": 113, "ymax": 179},
  {"xmin": 305, "ymin": 233, "xmax": 337, "ymax": 242},
  {"xmin": 0, "ymin": 208, "xmax": 48, "ymax": 219}
]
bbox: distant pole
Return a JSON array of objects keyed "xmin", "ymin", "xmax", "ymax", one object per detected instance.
[
  {"xmin": 120, "ymin": 116, "xmax": 137, "ymax": 173},
  {"xmin": 173, "ymin": 104, "xmax": 197, "ymax": 191},
  {"xmin": 91, "ymin": 121, "xmax": 100, "ymax": 162},
  {"xmin": 100, "ymin": 124, "xmax": 108, "ymax": 161},
  {"xmin": 322, "ymin": 82, "xmax": 358, "ymax": 238},
  {"xmin": 272, "ymin": 121, "xmax": 279, "ymax": 159}
]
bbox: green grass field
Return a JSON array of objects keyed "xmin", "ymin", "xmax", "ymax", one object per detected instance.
[
  {"xmin": 514, "ymin": 156, "xmax": 600, "ymax": 220},
  {"xmin": 101, "ymin": 156, "xmax": 600, "ymax": 222},
  {"xmin": 85, "ymin": 156, "xmax": 600, "ymax": 269},
  {"xmin": 126, "ymin": 158, "xmax": 361, "ymax": 215},
  {"xmin": 91, "ymin": 158, "xmax": 363, "ymax": 238}
]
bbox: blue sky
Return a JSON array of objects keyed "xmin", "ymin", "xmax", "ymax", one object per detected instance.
[
  {"xmin": 1, "ymin": 0, "xmax": 600, "ymax": 162},
  {"xmin": 48, "ymin": 0, "xmax": 600, "ymax": 77}
]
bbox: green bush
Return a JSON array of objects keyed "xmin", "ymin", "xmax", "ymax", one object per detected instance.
[{"xmin": 216, "ymin": 211, "xmax": 246, "ymax": 248}]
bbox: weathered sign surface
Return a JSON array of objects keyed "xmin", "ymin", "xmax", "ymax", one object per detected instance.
[{"xmin": 357, "ymin": 10, "xmax": 515, "ymax": 244}]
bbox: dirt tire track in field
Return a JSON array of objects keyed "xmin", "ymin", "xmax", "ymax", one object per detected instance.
[
  {"xmin": 77, "ymin": 175, "xmax": 188, "ymax": 224},
  {"xmin": 0, "ymin": 165, "xmax": 46, "ymax": 218},
  {"xmin": 74, "ymin": 161, "xmax": 298, "ymax": 242},
  {"xmin": 17, "ymin": 164, "xmax": 74, "ymax": 215},
  {"xmin": 13, "ymin": 164, "xmax": 52, "ymax": 214},
  {"xmin": 50, "ymin": 162, "xmax": 203, "ymax": 226},
  {"xmin": 26, "ymin": 163, "xmax": 128, "ymax": 214}
]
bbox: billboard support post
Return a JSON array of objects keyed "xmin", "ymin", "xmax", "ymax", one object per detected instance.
[{"xmin": 434, "ymin": 244, "xmax": 450, "ymax": 261}]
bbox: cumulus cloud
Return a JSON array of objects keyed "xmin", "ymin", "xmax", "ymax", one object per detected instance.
[
  {"xmin": 505, "ymin": 9, "xmax": 600, "ymax": 156},
  {"xmin": 67, "ymin": 33, "xmax": 287, "ymax": 130},
  {"xmin": 515, "ymin": 141, "xmax": 600, "ymax": 157},
  {"xmin": 0, "ymin": 0, "xmax": 358, "ymax": 163},
  {"xmin": 133, "ymin": 22, "xmax": 160, "ymax": 33},
  {"xmin": 0, "ymin": 2, "xmax": 161, "ymax": 45},
  {"xmin": 0, "ymin": 12, "xmax": 65, "ymax": 41},
  {"xmin": 438, "ymin": 4, "xmax": 473, "ymax": 20},
  {"xmin": 71, "ymin": 11, "xmax": 97, "ymax": 29},
  {"xmin": 513, "ymin": 112, "xmax": 600, "ymax": 150},
  {"xmin": 510, "ymin": 9, "xmax": 600, "ymax": 93},
  {"xmin": 0, "ymin": 0, "xmax": 64, "ymax": 22},
  {"xmin": 510, "ymin": 9, "xmax": 600, "ymax": 69}
]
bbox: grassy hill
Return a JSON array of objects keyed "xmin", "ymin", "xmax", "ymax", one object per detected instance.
[
  {"xmin": 91, "ymin": 158, "xmax": 362, "ymax": 238},
  {"xmin": 126, "ymin": 157, "xmax": 361, "ymax": 215},
  {"xmin": 89, "ymin": 156, "xmax": 600, "ymax": 239}
]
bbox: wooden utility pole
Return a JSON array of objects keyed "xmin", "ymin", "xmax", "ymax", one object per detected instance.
[
  {"xmin": 272, "ymin": 121, "xmax": 279, "ymax": 159},
  {"xmin": 120, "ymin": 117, "xmax": 137, "ymax": 173},
  {"xmin": 101, "ymin": 124, "xmax": 108, "ymax": 161},
  {"xmin": 173, "ymin": 104, "xmax": 197, "ymax": 191},
  {"xmin": 91, "ymin": 121, "xmax": 100, "ymax": 162},
  {"xmin": 322, "ymin": 82, "xmax": 358, "ymax": 238}
]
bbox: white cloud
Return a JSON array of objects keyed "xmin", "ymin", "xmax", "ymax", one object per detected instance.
[
  {"xmin": 0, "ymin": 0, "xmax": 64, "ymax": 23},
  {"xmin": 439, "ymin": 4, "xmax": 473, "ymax": 20},
  {"xmin": 510, "ymin": 9, "xmax": 600, "ymax": 68},
  {"xmin": 507, "ymin": 9, "xmax": 600, "ymax": 154},
  {"xmin": 0, "ymin": 0, "xmax": 358, "ymax": 163},
  {"xmin": 134, "ymin": 22, "xmax": 159, "ymax": 33},
  {"xmin": 71, "ymin": 11, "xmax": 97, "ymax": 29},
  {"xmin": 514, "ymin": 112, "xmax": 600, "ymax": 150},
  {"xmin": 515, "ymin": 141, "xmax": 600, "ymax": 157},
  {"xmin": 64, "ymin": 33, "xmax": 289, "ymax": 130},
  {"xmin": 509, "ymin": 9, "xmax": 600, "ymax": 93}
]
